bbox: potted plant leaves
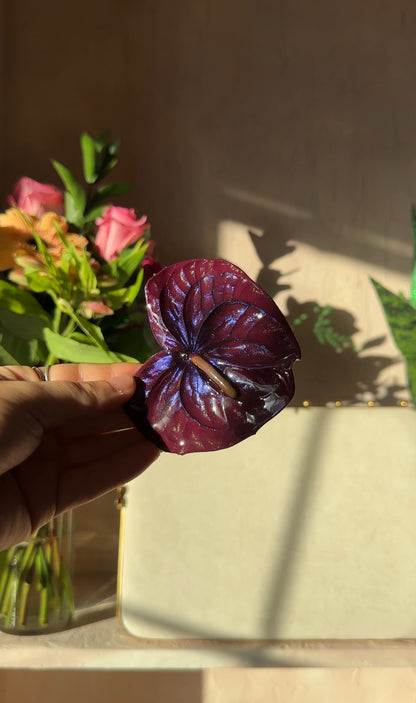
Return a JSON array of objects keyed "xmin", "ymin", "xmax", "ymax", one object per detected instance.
[{"xmin": 371, "ymin": 207, "xmax": 416, "ymax": 407}]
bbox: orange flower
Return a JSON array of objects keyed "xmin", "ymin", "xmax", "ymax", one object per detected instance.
[
  {"xmin": 34, "ymin": 212, "xmax": 88, "ymax": 262},
  {"xmin": 0, "ymin": 208, "xmax": 88, "ymax": 272},
  {"xmin": 0, "ymin": 226, "xmax": 32, "ymax": 270},
  {"xmin": 0, "ymin": 210, "xmax": 34, "ymax": 271}
]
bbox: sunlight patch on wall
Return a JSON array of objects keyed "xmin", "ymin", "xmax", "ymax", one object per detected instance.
[
  {"xmin": 217, "ymin": 220, "xmax": 263, "ymax": 282},
  {"xmin": 217, "ymin": 220, "xmax": 409, "ymax": 396}
]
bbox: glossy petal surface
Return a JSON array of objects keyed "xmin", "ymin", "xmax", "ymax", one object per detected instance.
[{"xmin": 125, "ymin": 259, "xmax": 300, "ymax": 454}]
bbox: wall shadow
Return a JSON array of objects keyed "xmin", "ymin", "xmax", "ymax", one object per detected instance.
[
  {"xmin": 285, "ymin": 298, "xmax": 405, "ymax": 406},
  {"xmin": 246, "ymin": 225, "xmax": 406, "ymax": 405}
]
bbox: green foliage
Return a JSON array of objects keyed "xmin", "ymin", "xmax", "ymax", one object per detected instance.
[
  {"xmin": 411, "ymin": 206, "xmax": 416, "ymax": 308},
  {"xmin": 52, "ymin": 131, "xmax": 132, "ymax": 232},
  {"xmin": 43, "ymin": 329, "xmax": 137, "ymax": 364},
  {"xmin": 0, "ymin": 280, "xmax": 50, "ymax": 364},
  {"xmin": 0, "ymin": 280, "xmax": 50, "ymax": 320},
  {"xmin": 80, "ymin": 133, "xmax": 97, "ymax": 184},
  {"xmin": 52, "ymin": 160, "xmax": 86, "ymax": 229},
  {"xmin": 371, "ymin": 278, "xmax": 416, "ymax": 405}
]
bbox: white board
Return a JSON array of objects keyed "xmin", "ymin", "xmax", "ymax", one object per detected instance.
[{"xmin": 119, "ymin": 407, "xmax": 416, "ymax": 640}]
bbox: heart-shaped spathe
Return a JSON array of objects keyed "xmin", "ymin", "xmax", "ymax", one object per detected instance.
[{"xmin": 125, "ymin": 258, "xmax": 300, "ymax": 454}]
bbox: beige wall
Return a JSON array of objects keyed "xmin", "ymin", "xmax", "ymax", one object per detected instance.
[
  {"xmin": 2, "ymin": 0, "xmax": 416, "ymax": 266},
  {"xmin": 1, "ymin": 0, "xmax": 414, "ymax": 405}
]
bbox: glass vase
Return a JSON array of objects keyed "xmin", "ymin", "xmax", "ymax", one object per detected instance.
[{"xmin": 0, "ymin": 511, "xmax": 74, "ymax": 635}]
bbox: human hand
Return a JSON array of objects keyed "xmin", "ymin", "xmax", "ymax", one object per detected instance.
[{"xmin": 0, "ymin": 363, "xmax": 160, "ymax": 550}]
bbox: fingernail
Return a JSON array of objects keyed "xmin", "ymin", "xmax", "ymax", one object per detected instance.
[{"xmin": 108, "ymin": 375, "xmax": 136, "ymax": 396}]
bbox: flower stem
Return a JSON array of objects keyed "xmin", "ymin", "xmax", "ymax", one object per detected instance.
[{"xmin": 53, "ymin": 306, "xmax": 62, "ymax": 334}]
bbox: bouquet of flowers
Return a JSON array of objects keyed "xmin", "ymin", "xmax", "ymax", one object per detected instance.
[
  {"xmin": 0, "ymin": 130, "xmax": 160, "ymax": 369},
  {"xmin": 0, "ymin": 131, "xmax": 160, "ymax": 632}
]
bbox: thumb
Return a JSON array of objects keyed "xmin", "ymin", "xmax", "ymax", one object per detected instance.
[{"xmin": 0, "ymin": 375, "xmax": 136, "ymax": 474}]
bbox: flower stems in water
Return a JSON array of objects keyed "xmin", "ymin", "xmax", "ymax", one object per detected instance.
[{"xmin": 0, "ymin": 522, "xmax": 73, "ymax": 631}]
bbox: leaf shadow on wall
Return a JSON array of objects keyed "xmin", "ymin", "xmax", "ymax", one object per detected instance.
[{"xmin": 248, "ymin": 230, "xmax": 407, "ymax": 406}]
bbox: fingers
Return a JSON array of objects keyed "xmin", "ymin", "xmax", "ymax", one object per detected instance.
[
  {"xmin": 0, "ymin": 362, "xmax": 141, "ymax": 383},
  {"xmin": 0, "ymin": 376, "xmax": 138, "ymax": 474},
  {"xmin": 61, "ymin": 426, "xmax": 139, "ymax": 465},
  {"xmin": 43, "ymin": 362, "xmax": 142, "ymax": 382},
  {"xmin": 0, "ymin": 472, "xmax": 33, "ymax": 550},
  {"xmin": 56, "ymin": 407, "xmax": 135, "ymax": 438},
  {"xmin": 55, "ymin": 435, "xmax": 160, "ymax": 515},
  {"xmin": 0, "ymin": 375, "xmax": 137, "ymax": 425}
]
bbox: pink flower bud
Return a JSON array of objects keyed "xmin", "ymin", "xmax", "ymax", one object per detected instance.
[{"xmin": 80, "ymin": 301, "xmax": 114, "ymax": 317}]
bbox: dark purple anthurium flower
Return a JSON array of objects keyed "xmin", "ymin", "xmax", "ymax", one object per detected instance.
[{"xmin": 125, "ymin": 258, "xmax": 300, "ymax": 454}]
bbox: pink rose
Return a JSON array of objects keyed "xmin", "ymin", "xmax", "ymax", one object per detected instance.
[
  {"xmin": 95, "ymin": 205, "xmax": 148, "ymax": 261},
  {"xmin": 7, "ymin": 177, "xmax": 64, "ymax": 217}
]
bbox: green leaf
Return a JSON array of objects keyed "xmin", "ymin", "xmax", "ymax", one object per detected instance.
[
  {"xmin": 59, "ymin": 250, "xmax": 71, "ymax": 274},
  {"xmin": 411, "ymin": 206, "xmax": 416, "ymax": 309},
  {"xmin": 105, "ymin": 268, "xmax": 144, "ymax": 310},
  {"xmin": 80, "ymin": 132, "xmax": 97, "ymax": 184},
  {"xmin": 105, "ymin": 324, "xmax": 157, "ymax": 363},
  {"xmin": 103, "ymin": 239, "xmax": 149, "ymax": 288},
  {"xmin": 406, "ymin": 358, "xmax": 416, "ymax": 406},
  {"xmin": 371, "ymin": 278, "xmax": 416, "ymax": 360},
  {"xmin": 108, "ymin": 137, "xmax": 121, "ymax": 156},
  {"xmin": 86, "ymin": 182, "xmax": 132, "ymax": 215},
  {"xmin": 0, "ymin": 328, "xmax": 44, "ymax": 366},
  {"xmin": 94, "ymin": 130, "xmax": 111, "ymax": 150},
  {"xmin": 0, "ymin": 280, "xmax": 50, "ymax": 320},
  {"xmin": 25, "ymin": 270, "xmax": 57, "ymax": 294},
  {"xmin": 0, "ymin": 302, "xmax": 50, "ymax": 364},
  {"xmin": 0, "ymin": 307, "xmax": 50, "ymax": 341},
  {"xmin": 44, "ymin": 329, "xmax": 130, "ymax": 363},
  {"xmin": 64, "ymin": 192, "xmax": 85, "ymax": 230},
  {"xmin": 83, "ymin": 205, "xmax": 105, "ymax": 223},
  {"xmin": 0, "ymin": 340, "xmax": 19, "ymax": 365},
  {"xmin": 61, "ymin": 305, "xmax": 111, "ymax": 352},
  {"xmin": 69, "ymin": 332, "xmax": 97, "ymax": 346},
  {"xmin": 79, "ymin": 256, "xmax": 98, "ymax": 294},
  {"xmin": 95, "ymin": 142, "xmax": 120, "ymax": 183},
  {"xmin": 52, "ymin": 160, "xmax": 86, "ymax": 215},
  {"xmin": 95, "ymin": 158, "xmax": 118, "ymax": 183},
  {"xmin": 95, "ymin": 181, "xmax": 132, "ymax": 199}
]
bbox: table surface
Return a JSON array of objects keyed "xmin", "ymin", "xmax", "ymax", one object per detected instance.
[{"xmin": 1, "ymin": 612, "xmax": 416, "ymax": 670}]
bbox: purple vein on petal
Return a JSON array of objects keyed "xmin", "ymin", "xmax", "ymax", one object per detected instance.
[{"xmin": 180, "ymin": 364, "xmax": 231, "ymax": 431}]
